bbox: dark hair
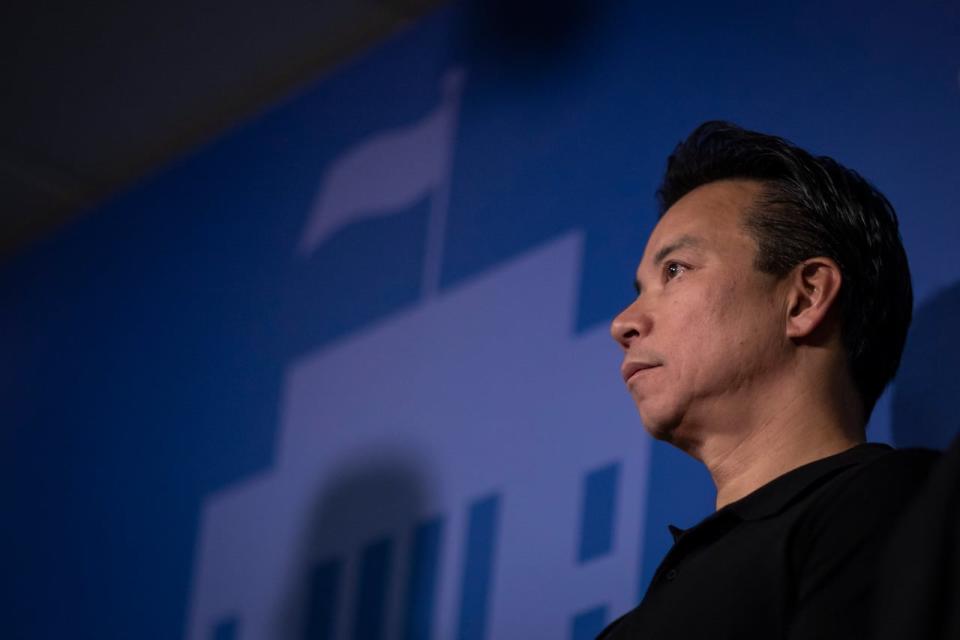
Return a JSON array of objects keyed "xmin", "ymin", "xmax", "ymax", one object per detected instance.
[{"xmin": 657, "ymin": 121, "xmax": 912, "ymax": 420}]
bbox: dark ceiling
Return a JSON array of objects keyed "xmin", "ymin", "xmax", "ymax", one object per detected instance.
[{"xmin": 1, "ymin": 0, "xmax": 446, "ymax": 261}]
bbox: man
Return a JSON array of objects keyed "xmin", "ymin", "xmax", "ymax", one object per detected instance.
[
  {"xmin": 601, "ymin": 122, "xmax": 938, "ymax": 639},
  {"xmin": 875, "ymin": 431, "xmax": 960, "ymax": 640}
]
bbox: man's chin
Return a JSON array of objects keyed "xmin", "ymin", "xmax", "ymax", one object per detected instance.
[
  {"xmin": 638, "ymin": 412, "xmax": 679, "ymax": 443},
  {"xmin": 640, "ymin": 412, "xmax": 704, "ymax": 458},
  {"xmin": 637, "ymin": 400, "xmax": 693, "ymax": 444}
]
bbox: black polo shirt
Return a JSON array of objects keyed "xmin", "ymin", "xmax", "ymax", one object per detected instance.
[{"xmin": 598, "ymin": 443, "xmax": 939, "ymax": 640}]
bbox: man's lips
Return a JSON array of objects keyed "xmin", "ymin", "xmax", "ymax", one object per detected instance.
[{"xmin": 621, "ymin": 361, "xmax": 661, "ymax": 384}]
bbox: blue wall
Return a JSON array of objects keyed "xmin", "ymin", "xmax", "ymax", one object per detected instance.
[{"xmin": 4, "ymin": 2, "xmax": 959, "ymax": 638}]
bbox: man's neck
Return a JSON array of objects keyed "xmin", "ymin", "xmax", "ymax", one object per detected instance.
[
  {"xmin": 705, "ymin": 426, "xmax": 863, "ymax": 510},
  {"xmin": 690, "ymin": 378, "xmax": 866, "ymax": 510}
]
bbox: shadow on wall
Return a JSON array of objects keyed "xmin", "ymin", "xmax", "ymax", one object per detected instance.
[
  {"xmin": 457, "ymin": 0, "xmax": 613, "ymax": 70},
  {"xmin": 892, "ymin": 280, "xmax": 960, "ymax": 450},
  {"xmin": 275, "ymin": 457, "xmax": 432, "ymax": 640}
]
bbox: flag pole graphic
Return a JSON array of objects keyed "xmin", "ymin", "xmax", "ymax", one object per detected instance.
[
  {"xmin": 297, "ymin": 69, "xmax": 467, "ymax": 304},
  {"xmin": 421, "ymin": 69, "xmax": 465, "ymax": 301}
]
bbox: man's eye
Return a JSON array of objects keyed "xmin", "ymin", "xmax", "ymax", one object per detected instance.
[{"xmin": 665, "ymin": 262, "xmax": 685, "ymax": 279}]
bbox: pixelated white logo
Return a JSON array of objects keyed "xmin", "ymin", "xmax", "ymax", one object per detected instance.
[
  {"xmin": 185, "ymin": 233, "xmax": 650, "ymax": 640},
  {"xmin": 185, "ymin": 67, "xmax": 651, "ymax": 640}
]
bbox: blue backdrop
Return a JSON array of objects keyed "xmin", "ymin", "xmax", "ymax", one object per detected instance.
[{"xmin": 4, "ymin": 2, "xmax": 959, "ymax": 639}]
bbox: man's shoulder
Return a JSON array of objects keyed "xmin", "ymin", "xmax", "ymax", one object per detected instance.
[
  {"xmin": 837, "ymin": 445, "xmax": 940, "ymax": 491},
  {"xmin": 799, "ymin": 445, "xmax": 941, "ymax": 540},
  {"xmin": 782, "ymin": 445, "xmax": 942, "ymax": 634}
]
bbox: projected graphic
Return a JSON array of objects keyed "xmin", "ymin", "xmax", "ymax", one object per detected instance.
[
  {"xmin": 298, "ymin": 69, "xmax": 464, "ymax": 299},
  {"xmin": 186, "ymin": 234, "xmax": 651, "ymax": 640}
]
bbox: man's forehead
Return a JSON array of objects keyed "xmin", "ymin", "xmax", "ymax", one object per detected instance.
[
  {"xmin": 640, "ymin": 212, "xmax": 713, "ymax": 267},
  {"xmin": 640, "ymin": 181, "xmax": 761, "ymax": 265},
  {"xmin": 647, "ymin": 233, "xmax": 705, "ymax": 265}
]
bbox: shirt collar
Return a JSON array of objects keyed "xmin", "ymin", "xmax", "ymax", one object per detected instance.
[
  {"xmin": 723, "ymin": 443, "xmax": 892, "ymax": 521},
  {"xmin": 667, "ymin": 443, "xmax": 892, "ymax": 535}
]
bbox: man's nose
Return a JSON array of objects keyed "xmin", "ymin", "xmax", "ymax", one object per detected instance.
[{"xmin": 610, "ymin": 300, "xmax": 652, "ymax": 350}]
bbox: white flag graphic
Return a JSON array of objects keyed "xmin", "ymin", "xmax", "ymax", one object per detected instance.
[{"xmin": 298, "ymin": 70, "xmax": 465, "ymax": 277}]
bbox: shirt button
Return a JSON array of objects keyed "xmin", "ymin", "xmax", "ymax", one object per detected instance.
[{"xmin": 665, "ymin": 568, "xmax": 678, "ymax": 581}]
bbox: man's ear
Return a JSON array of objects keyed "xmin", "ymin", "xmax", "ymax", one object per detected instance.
[{"xmin": 784, "ymin": 257, "xmax": 843, "ymax": 339}]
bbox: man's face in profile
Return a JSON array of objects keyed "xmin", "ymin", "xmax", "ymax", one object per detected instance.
[{"xmin": 611, "ymin": 180, "xmax": 788, "ymax": 447}]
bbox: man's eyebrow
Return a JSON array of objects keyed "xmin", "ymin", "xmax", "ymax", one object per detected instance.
[
  {"xmin": 653, "ymin": 234, "xmax": 704, "ymax": 266},
  {"xmin": 634, "ymin": 234, "xmax": 705, "ymax": 295}
]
